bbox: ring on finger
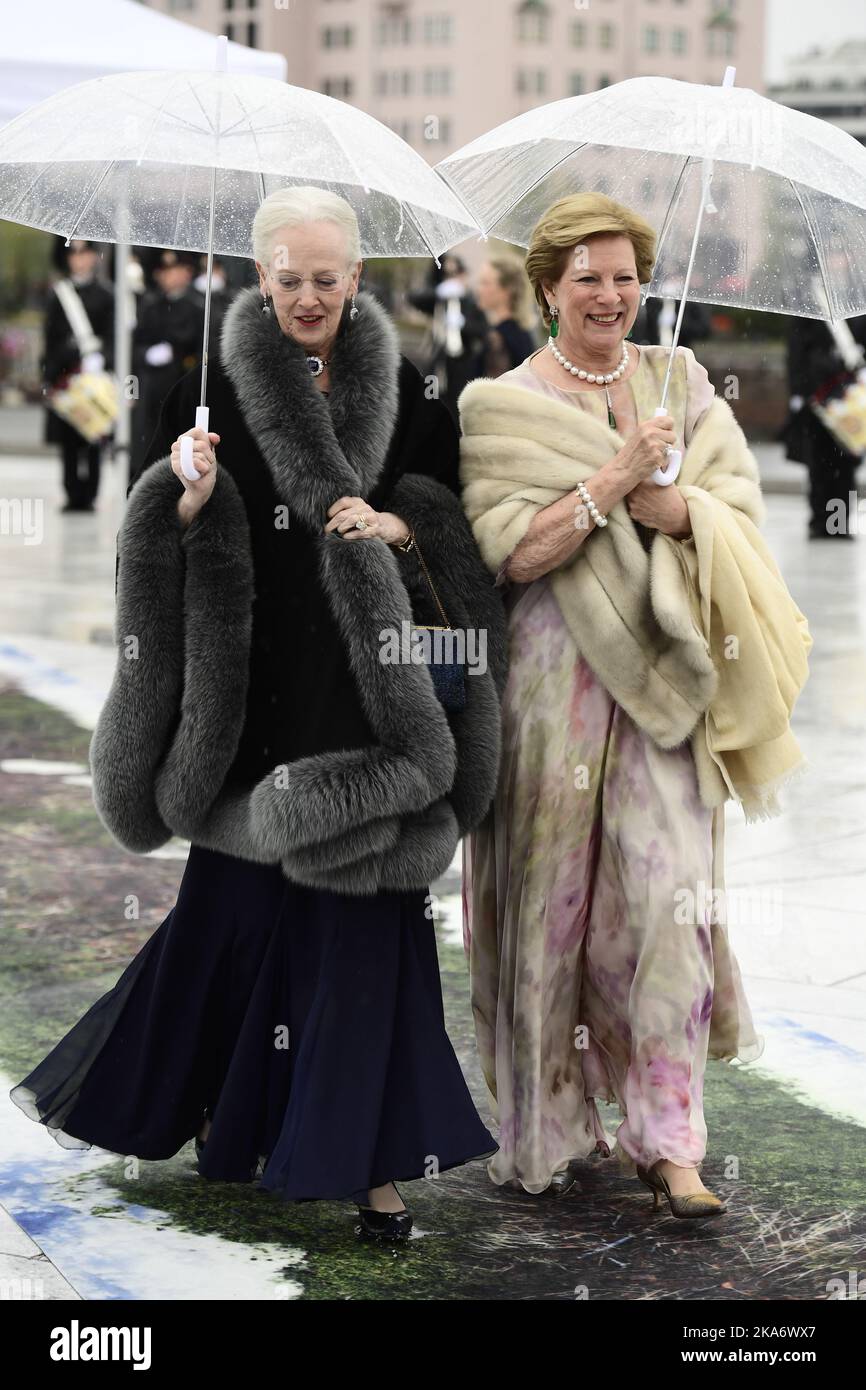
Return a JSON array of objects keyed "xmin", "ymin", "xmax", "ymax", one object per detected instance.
[{"xmin": 354, "ymin": 514, "xmax": 368, "ymax": 531}]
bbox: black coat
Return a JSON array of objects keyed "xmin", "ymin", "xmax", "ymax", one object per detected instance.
[
  {"xmin": 42, "ymin": 276, "xmax": 115, "ymax": 447},
  {"xmin": 472, "ymin": 317, "xmax": 537, "ymax": 378},
  {"xmin": 133, "ymin": 336, "xmax": 465, "ymax": 789},
  {"xmin": 93, "ymin": 285, "xmax": 507, "ymax": 893}
]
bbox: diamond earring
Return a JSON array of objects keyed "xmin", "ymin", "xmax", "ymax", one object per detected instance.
[
  {"xmin": 349, "ymin": 293, "xmax": 359, "ymax": 321},
  {"xmin": 261, "ymin": 291, "xmax": 272, "ymax": 317}
]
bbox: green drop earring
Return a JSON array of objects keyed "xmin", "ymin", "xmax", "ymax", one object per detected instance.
[{"xmin": 549, "ymin": 303, "xmax": 559, "ymax": 339}]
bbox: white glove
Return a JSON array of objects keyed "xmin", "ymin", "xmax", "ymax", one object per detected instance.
[
  {"xmin": 145, "ymin": 341, "xmax": 173, "ymax": 367},
  {"xmin": 435, "ymin": 277, "xmax": 464, "ymax": 300},
  {"xmin": 81, "ymin": 351, "xmax": 104, "ymax": 374}
]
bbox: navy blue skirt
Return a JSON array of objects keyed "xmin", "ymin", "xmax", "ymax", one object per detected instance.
[{"xmin": 10, "ymin": 845, "xmax": 497, "ymax": 1201}]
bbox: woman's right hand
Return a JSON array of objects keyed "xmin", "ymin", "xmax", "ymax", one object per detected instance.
[
  {"xmin": 170, "ymin": 427, "xmax": 220, "ymax": 524},
  {"xmin": 612, "ymin": 414, "xmax": 677, "ymax": 486}
]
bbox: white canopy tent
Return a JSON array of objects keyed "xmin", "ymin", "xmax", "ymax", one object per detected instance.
[
  {"xmin": 0, "ymin": 0, "xmax": 286, "ymax": 456},
  {"xmin": 0, "ymin": 0, "xmax": 286, "ymax": 125}
]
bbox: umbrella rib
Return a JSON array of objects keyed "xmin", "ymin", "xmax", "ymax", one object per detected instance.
[
  {"xmin": 218, "ymin": 95, "xmax": 281, "ymax": 140},
  {"xmin": 315, "ymin": 114, "xmax": 429, "ymax": 256},
  {"xmin": 398, "ymin": 198, "xmax": 440, "ymax": 262},
  {"xmin": 644, "ymin": 155, "xmax": 691, "ymax": 298},
  {"xmin": 133, "ymin": 72, "xmax": 199, "ymax": 167},
  {"xmin": 66, "ymin": 158, "xmax": 120, "ymax": 242},
  {"xmin": 482, "ymin": 141, "xmax": 589, "ymax": 238},
  {"xmin": 116, "ymin": 86, "xmax": 218, "ymax": 139},
  {"xmin": 171, "ymin": 162, "xmax": 194, "ymax": 250},
  {"xmin": 3, "ymin": 158, "xmax": 64, "ymax": 225},
  {"xmin": 786, "ymin": 177, "xmax": 835, "ymax": 319},
  {"xmin": 185, "ymin": 75, "xmax": 219, "ymax": 139},
  {"xmin": 224, "ymin": 88, "xmax": 271, "ymax": 199}
]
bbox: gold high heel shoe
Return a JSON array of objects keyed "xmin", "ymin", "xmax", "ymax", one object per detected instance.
[{"xmin": 636, "ymin": 1161, "xmax": 727, "ymax": 1220}]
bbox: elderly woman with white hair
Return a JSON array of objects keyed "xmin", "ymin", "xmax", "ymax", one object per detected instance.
[{"xmin": 10, "ymin": 187, "xmax": 506, "ymax": 1242}]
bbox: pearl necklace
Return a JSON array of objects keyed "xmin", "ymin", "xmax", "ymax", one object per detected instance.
[{"xmin": 548, "ymin": 336, "xmax": 629, "ymax": 385}]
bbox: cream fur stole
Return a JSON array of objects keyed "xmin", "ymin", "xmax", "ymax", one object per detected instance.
[{"xmin": 458, "ymin": 379, "xmax": 813, "ymax": 822}]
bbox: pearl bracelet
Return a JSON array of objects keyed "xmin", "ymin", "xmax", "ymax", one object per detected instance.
[{"xmin": 575, "ymin": 480, "xmax": 609, "ymax": 528}]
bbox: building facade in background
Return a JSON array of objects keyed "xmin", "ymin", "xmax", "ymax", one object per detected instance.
[
  {"xmin": 770, "ymin": 38, "xmax": 866, "ymax": 146},
  {"xmin": 148, "ymin": 0, "xmax": 766, "ymax": 159}
]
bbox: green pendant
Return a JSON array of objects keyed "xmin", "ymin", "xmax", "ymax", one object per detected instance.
[
  {"xmin": 607, "ymin": 403, "xmax": 617, "ymax": 430},
  {"xmin": 550, "ymin": 314, "xmax": 559, "ymax": 339}
]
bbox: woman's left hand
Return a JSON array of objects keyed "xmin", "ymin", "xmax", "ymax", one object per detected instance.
[
  {"xmin": 324, "ymin": 496, "xmax": 411, "ymax": 545},
  {"xmin": 625, "ymin": 481, "xmax": 692, "ymax": 538}
]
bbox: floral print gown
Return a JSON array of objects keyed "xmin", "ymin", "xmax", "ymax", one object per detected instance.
[{"xmin": 462, "ymin": 345, "xmax": 765, "ymax": 1194}]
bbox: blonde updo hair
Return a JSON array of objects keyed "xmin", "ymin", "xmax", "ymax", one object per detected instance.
[
  {"xmin": 485, "ymin": 252, "xmax": 537, "ymax": 330},
  {"xmin": 525, "ymin": 193, "xmax": 657, "ymax": 329},
  {"xmin": 252, "ymin": 185, "xmax": 362, "ymax": 268}
]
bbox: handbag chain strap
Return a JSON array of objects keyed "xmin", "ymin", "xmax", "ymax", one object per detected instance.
[{"xmin": 404, "ymin": 530, "xmax": 451, "ymax": 629}]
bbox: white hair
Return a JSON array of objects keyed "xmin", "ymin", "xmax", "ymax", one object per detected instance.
[{"xmin": 252, "ymin": 186, "xmax": 362, "ymax": 269}]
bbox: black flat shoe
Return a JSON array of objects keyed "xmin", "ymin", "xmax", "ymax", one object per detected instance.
[{"xmin": 355, "ymin": 1186, "xmax": 413, "ymax": 1240}]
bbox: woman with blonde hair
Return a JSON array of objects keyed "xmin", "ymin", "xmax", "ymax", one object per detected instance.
[{"xmin": 459, "ymin": 192, "xmax": 811, "ymax": 1216}]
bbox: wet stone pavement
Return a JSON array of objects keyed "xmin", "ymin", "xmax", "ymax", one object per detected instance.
[{"xmin": 1, "ymin": 682, "xmax": 865, "ymax": 1301}]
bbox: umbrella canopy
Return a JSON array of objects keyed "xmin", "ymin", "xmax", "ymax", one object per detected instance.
[
  {"xmin": 0, "ymin": 67, "xmax": 479, "ymax": 259},
  {"xmin": 436, "ymin": 74, "xmax": 866, "ymax": 320}
]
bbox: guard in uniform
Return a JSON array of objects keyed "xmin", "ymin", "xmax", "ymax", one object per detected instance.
[{"xmin": 130, "ymin": 249, "xmax": 205, "ymax": 485}]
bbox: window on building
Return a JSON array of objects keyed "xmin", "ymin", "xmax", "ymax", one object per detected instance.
[
  {"xmin": 247, "ymin": 21, "xmax": 256, "ymax": 48},
  {"xmin": 707, "ymin": 24, "xmax": 735, "ymax": 57},
  {"xmin": 599, "ymin": 23, "xmax": 615, "ymax": 50},
  {"xmin": 569, "ymin": 73, "xmax": 585, "ymax": 96},
  {"xmin": 597, "ymin": 74, "xmax": 611, "ymax": 90},
  {"xmin": 516, "ymin": 68, "xmax": 547, "ymax": 95},
  {"xmin": 422, "ymin": 14, "xmax": 454, "ymax": 43},
  {"xmin": 642, "ymin": 27, "xmax": 660, "ymax": 53},
  {"xmin": 671, "ymin": 29, "xmax": 688, "ymax": 54},
  {"xmin": 571, "ymin": 19, "xmax": 586, "ymax": 47},
  {"xmin": 516, "ymin": 1, "xmax": 551, "ymax": 43},
  {"xmin": 322, "ymin": 26, "xmax": 354, "ymax": 49},
  {"xmin": 375, "ymin": 14, "xmax": 412, "ymax": 45},
  {"xmin": 322, "ymin": 76, "xmax": 354, "ymax": 98},
  {"xmin": 423, "ymin": 68, "xmax": 452, "ymax": 95}
]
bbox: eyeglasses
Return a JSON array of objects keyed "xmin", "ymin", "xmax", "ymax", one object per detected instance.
[{"xmin": 269, "ymin": 272, "xmax": 348, "ymax": 295}]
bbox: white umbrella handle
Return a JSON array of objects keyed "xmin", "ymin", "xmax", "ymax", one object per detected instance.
[
  {"xmin": 179, "ymin": 406, "xmax": 210, "ymax": 480},
  {"xmin": 651, "ymin": 406, "xmax": 682, "ymax": 486}
]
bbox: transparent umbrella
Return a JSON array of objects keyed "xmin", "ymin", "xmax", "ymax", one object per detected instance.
[
  {"xmin": 0, "ymin": 36, "xmax": 480, "ymax": 476},
  {"xmin": 437, "ymin": 67, "xmax": 866, "ymax": 484}
]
